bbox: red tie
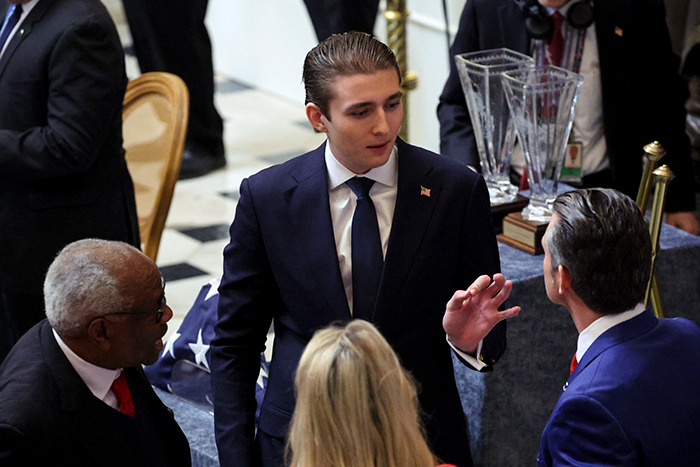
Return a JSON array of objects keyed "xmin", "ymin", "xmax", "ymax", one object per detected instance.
[
  {"xmin": 111, "ymin": 372, "xmax": 135, "ymax": 417},
  {"xmin": 548, "ymin": 11, "xmax": 565, "ymax": 67},
  {"xmin": 519, "ymin": 167, "xmax": 529, "ymax": 191},
  {"xmin": 569, "ymin": 354, "xmax": 578, "ymax": 375}
]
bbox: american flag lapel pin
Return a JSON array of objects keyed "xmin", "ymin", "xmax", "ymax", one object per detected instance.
[
  {"xmin": 614, "ymin": 26, "xmax": 623, "ymax": 37},
  {"xmin": 420, "ymin": 186, "xmax": 431, "ymax": 197}
]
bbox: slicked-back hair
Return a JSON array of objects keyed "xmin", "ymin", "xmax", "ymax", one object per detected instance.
[
  {"xmin": 44, "ymin": 239, "xmax": 140, "ymax": 338},
  {"xmin": 546, "ymin": 188, "xmax": 652, "ymax": 315},
  {"xmin": 302, "ymin": 31, "xmax": 401, "ymax": 118},
  {"xmin": 287, "ymin": 320, "xmax": 437, "ymax": 467}
]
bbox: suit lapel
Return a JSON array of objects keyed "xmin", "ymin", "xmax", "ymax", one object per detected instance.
[
  {"xmin": 40, "ymin": 321, "xmax": 136, "ymax": 463},
  {"xmin": 569, "ymin": 309, "xmax": 657, "ymax": 381},
  {"xmin": 0, "ymin": 0, "xmax": 54, "ymax": 78},
  {"xmin": 374, "ymin": 139, "xmax": 439, "ymax": 318},
  {"xmin": 283, "ymin": 143, "xmax": 351, "ymax": 320}
]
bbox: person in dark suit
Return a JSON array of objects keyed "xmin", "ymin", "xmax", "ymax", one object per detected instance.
[
  {"xmin": 0, "ymin": 239, "xmax": 191, "ymax": 466},
  {"xmin": 211, "ymin": 31, "xmax": 521, "ymax": 467},
  {"xmin": 121, "ymin": 0, "xmax": 225, "ymax": 179},
  {"xmin": 0, "ymin": 0, "xmax": 140, "ymax": 363},
  {"xmin": 438, "ymin": 0, "xmax": 698, "ymax": 234},
  {"xmin": 537, "ymin": 188, "xmax": 700, "ymax": 466},
  {"xmin": 302, "ymin": 0, "xmax": 380, "ymax": 42}
]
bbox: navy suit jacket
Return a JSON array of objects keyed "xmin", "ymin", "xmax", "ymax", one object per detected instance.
[
  {"xmin": 0, "ymin": 320, "xmax": 191, "ymax": 466},
  {"xmin": 211, "ymin": 139, "xmax": 506, "ymax": 467},
  {"xmin": 0, "ymin": 0, "xmax": 139, "ymax": 295},
  {"xmin": 538, "ymin": 309, "xmax": 700, "ymax": 465},
  {"xmin": 438, "ymin": 0, "xmax": 695, "ymax": 213}
]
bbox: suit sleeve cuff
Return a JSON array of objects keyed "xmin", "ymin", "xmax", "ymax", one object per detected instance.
[{"xmin": 446, "ymin": 335, "xmax": 488, "ymax": 371}]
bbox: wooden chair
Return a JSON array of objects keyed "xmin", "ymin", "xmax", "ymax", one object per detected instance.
[{"xmin": 123, "ymin": 72, "xmax": 189, "ymax": 262}]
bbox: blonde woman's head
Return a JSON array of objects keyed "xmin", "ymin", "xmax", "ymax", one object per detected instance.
[{"xmin": 287, "ymin": 320, "xmax": 436, "ymax": 467}]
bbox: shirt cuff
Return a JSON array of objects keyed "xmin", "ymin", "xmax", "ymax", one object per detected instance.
[{"xmin": 446, "ymin": 336, "xmax": 488, "ymax": 371}]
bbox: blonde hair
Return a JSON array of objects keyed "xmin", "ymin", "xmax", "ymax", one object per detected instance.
[{"xmin": 287, "ymin": 320, "xmax": 437, "ymax": 467}]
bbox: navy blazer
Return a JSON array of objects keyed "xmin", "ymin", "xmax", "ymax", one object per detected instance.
[
  {"xmin": 438, "ymin": 0, "xmax": 695, "ymax": 212},
  {"xmin": 211, "ymin": 139, "xmax": 506, "ymax": 467},
  {"xmin": 538, "ymin": 309, "xmax": 700, "ymax": 465},
  {"xmin": 0, "ymin": 0, "xmax": 139, "ymax": 294},
  {"xmin": 0, "ymin": 320, "xmax": 191, "ymax": 466}
]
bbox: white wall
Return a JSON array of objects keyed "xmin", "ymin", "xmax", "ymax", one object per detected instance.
[{"xmin": 207, "ymin": 0, "xmax": 467, "ymax": 152}]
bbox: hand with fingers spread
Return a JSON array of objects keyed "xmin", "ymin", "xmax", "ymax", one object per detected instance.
[{"xmin": 443, "ymin": 273, "xmax": 521, "ymax": 355}]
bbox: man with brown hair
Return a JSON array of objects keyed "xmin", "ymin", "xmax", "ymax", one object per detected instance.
[{"xmin": 211, "ymin": 32, "xmax": 520, "ymax": 467}]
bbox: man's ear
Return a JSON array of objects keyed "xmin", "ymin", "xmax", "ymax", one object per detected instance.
[
  {"xmin": 305, "ymin": 103, "xmax": 328, "ymax": 133},
  {"xmin": 87, "ymin": 318, "xmax": 112, "ymax": 352},
  {"xmin": 557, "ymin": 264, "xmax": 572, "ymax": 295}
]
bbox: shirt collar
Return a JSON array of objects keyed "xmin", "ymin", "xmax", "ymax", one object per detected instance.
[
  {"xmin": 543, "ymin": 1, "xmax": 574, "ymax": 17},
  {"xmin": 52, "ymin": 328, "xmax": 121, "ymax": 401},
  {"xmin": 576, "ymin": 303, "xmax": 646, "ymax": 362},
  {"xmin": 324, "ymin": 141, "xmax": 398, "ymax": 190},
  {"xmin": 14, "ymin": 0, "xmax": 39, "ymax": 22}
]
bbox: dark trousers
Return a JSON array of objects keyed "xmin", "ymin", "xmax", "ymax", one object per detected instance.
[
  {"xmin": 302, "ymin": 0, "xmax": 380, "ymax": 42},
  {"xmin": 121, "ymin": 0, "xmax": 224, "ymax": 155},
  {"xmin": 0, "ymin": 291, "xmax": 45, "ymax": 365},
  {"xmin": 255, "ymin": 429, "xmax": 287, "ymax": 467}
]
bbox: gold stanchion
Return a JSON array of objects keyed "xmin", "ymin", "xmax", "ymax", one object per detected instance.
[
  {"xmin": 645, "ymin": 164, "xmax": 674, "ymax": 318},
  {"xmin": 635, "ymin": 141, "xmax": 665, "ymax": 212},
  {"xmin": 384, "ymin": 0, "xmax": 418, "ymax": 141}
]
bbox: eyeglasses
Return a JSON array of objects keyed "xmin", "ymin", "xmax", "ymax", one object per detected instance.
[{"xmin": 101, "ymin": 277, "xmax": 167, "ymax": 324}]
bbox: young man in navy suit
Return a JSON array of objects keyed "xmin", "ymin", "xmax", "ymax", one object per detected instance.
[
  {"xmin": 438, "ymin": 0, "xmax": 698, "ymax": 234},
  {"xmin": 211, "ymin": 32, "xmax": 520, "ymax": 467},
  {"xmin": 538, "ymin": 188, "xmax": 700, "ymax": 465}
]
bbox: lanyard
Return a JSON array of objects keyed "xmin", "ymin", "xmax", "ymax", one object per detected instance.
[{"xmin": 533, "ymin": 26, "xmax": 587, "ymax": 74}]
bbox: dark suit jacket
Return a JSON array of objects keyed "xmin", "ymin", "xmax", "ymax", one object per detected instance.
[
  {"xmin": 538, "ymin": 309, "xmax": 700, "ymax": 465},
  {"xmin": 211, "ymin": 139, "xmax": 506, "ymax": 467},
  {"xmin": 438, "ymin": 0, "xmax": 695, "ymax": 212},
  {"xmin": 0, "ymin": 320, "xmax": 191, "ymax": 466},
  {"xmin": 0, "ymin": 0, "xmax": 139, "ymax": 295}
]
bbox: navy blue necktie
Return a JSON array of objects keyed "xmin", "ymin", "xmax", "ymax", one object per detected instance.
[
  {"xmin": 346, "ymin": 177, "xmax": 383, "ymax": 321},
  {"xmin": 0, "ymin": 4, "xmax": 22, "ymax": 53}
]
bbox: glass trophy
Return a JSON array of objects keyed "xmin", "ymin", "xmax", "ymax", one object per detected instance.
[
  {"xmin": 455, "ymin": 48, "xmax": 534, "ymax": 204},
  {"xmin": 501, "ymin": 65, "xmax": 583, "ymax": 222}
]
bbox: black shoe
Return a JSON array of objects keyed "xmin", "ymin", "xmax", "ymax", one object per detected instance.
[{"xmin": 178, "ymin": 143, "xmax": 226, "ymax": 180}]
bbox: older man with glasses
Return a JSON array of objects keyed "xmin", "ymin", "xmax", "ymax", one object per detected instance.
[{"xmin": 0, "ymin": 239, "xmax": 191, "ymax": 466}]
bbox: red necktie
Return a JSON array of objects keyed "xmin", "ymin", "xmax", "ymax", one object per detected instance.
[
  {"xmin": 569, "ymin": 354, "xmax": 578, "ymax": 375},
  {"xmin": 548, "ymin": 11, "xmax": 565, "ymax": 67},
  {"xmin": 111, "ymin": 372, "xmax": 135, "ymax": 417},
  {"xmin": 520, "ymin": 167, "xmax": 529, "ymax": 191}
]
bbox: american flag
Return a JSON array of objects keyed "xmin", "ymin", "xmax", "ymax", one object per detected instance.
[{"xmin": 145, "ymin": 278, "xmax": 269, "ymax": 422}]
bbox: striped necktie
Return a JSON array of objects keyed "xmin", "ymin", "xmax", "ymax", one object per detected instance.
[{"xmin": 0, "ymin": 4, "xmax": 23, "ymax": 53}]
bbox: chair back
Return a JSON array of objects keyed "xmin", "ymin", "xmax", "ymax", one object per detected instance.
[{"xmin": 123, "ymin": 72, "xmax": 189, "ymax": 261}]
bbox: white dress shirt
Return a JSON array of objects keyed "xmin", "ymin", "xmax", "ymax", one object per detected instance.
[
  {"xmin": 325, "ymin": 142, "xmax": 397, "ymax": 312},
  {"xmin": 53, "ymin": 328, "xmax": 123, "ymax": 411},
  {"xmin": 576, "ymin": 303, "xmax": 646, "ymax": 363}
]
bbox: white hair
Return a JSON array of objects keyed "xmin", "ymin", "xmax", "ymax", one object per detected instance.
[{"xmin": 44, "ymin": 239, "xmax": 138, "ymax": 338}]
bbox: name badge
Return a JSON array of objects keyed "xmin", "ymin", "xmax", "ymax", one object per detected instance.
[{"xmin": 560, "ymin": 141, "xmax": 583, "ymax": 182}]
